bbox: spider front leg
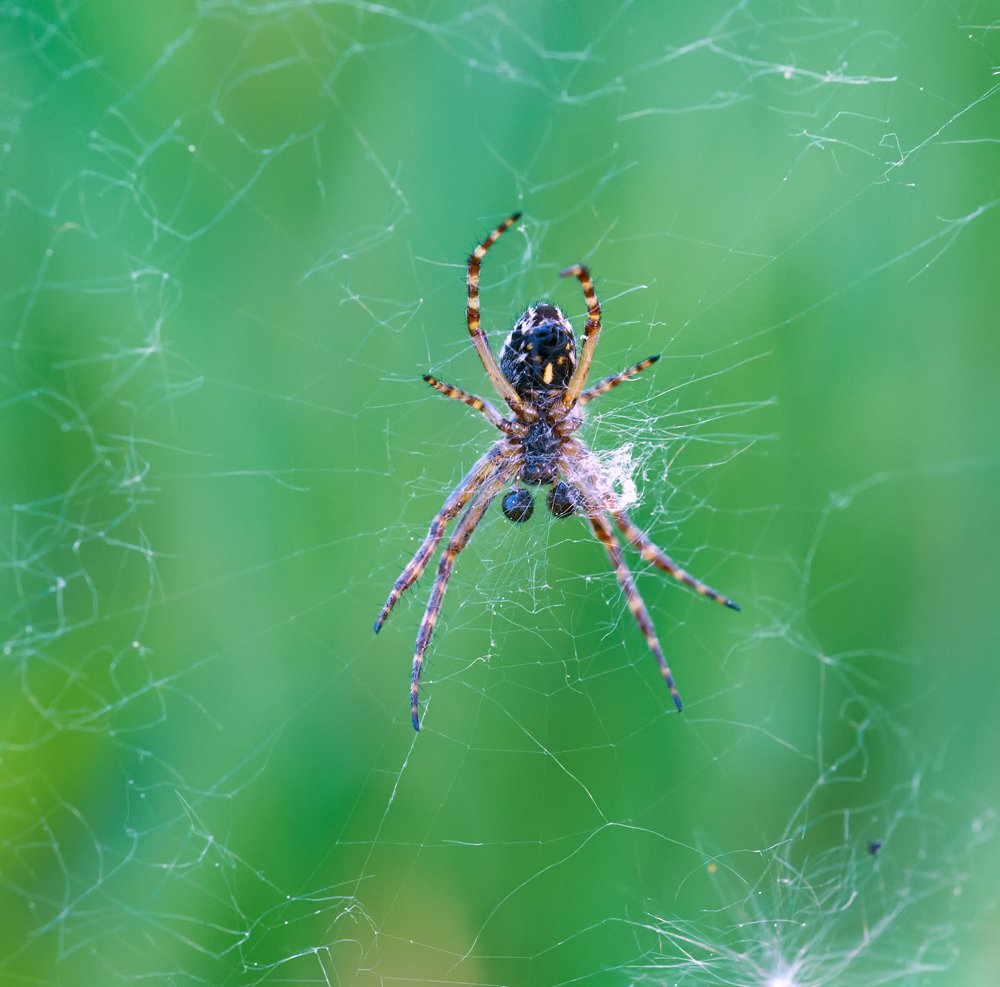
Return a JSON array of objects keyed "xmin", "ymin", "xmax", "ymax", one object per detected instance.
[
  {"xmin": 588, "ymin": 512, "xmax": 684, "ymax": 713},
  {"xmin": 559, "ymin": 263, "xmax": 602, "ymax": 407},
  {"xmin": 613, "ymin": 511, "xmax": 740, "ymax": 611},
  {"xmin": 467, "ymin": 212, "xmax": 525, "ymax": 412},
  {"xmin": 374, "ymin": 444, "xmax": 508, "ymax": 633},
  {"xmin": 410, "ymin": 469, "xmax": 511, "ymax": 730}
]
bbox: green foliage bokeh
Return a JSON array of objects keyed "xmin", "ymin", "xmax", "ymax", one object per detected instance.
[{"xmin": 2, "ymin": 1, "xmax": 998, "ymax": 983}]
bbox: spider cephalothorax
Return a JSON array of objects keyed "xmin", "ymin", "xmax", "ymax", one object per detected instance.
[{"xmin": 375, "ymin": 212, "xmax": 739, "ymax": 730}]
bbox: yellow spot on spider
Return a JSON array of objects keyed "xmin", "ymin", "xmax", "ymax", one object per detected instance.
[{"xmin": 542, "ymin": 362, "xmax": 554, "ymax": 384}]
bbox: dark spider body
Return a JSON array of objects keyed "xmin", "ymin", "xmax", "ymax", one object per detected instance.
[
  {"xmin": 375, "ymin": 212, "xmax": 740, "ymax": 730},
  {"xmin": 520, "ymin": 418, "xmax": 563, "ymax": 485},
  {"xmin": 502, "ymin": 305, "xmax": 577, "ymax": 486},
  {"xmin": 499, "ymin": 304, "xmax": 577, "ymax": 398}
]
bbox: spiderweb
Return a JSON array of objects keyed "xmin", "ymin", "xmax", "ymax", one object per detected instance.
[{"xmin": 2, "ymin": 1, "xmax": 999, "ymax": 983}]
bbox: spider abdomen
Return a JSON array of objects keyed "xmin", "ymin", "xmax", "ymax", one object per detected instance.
[
  {"xmin": 521, "ymin": 418, "xmax": 563, "ymax": 485},
  {"xmin": 499, "ymin": 304, "xmax": 577, "ymax": 399}
]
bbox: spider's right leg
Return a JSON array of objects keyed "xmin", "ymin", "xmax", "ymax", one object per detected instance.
[
  {"xmin": 588, "ymin": 511, "xmax": 684, "ymax": 713},
  {"xmin": 467, "ymin": 212, "xmax": 526, "ymax": 412},
  {"xmin": 374, "ymin": 444, "xmax": 507, "ymax": 632},
  {"xmin": 410, "ymin": 466, "xmax": 511, "ymax": 730},
  {"xmin": 613, "ymin": 511, "xmax": 740, "ymax": 611}
]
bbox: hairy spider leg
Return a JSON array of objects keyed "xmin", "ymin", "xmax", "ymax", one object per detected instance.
[
  {"xmin": 579, "ymin": 355, "xmax": 660, "ymax": 406},
  {"xmin": 588, "ymin": 513, "xmax": 684, "ymax": 713},
  {"xmin": 467, "ymin": 212, "xmax": 525, "ymax": 411},
  {"xmin": 422, "ymin": 374, "xmax": 513, "ymax": 432},
  {"xmin": 613, "ymin": 512, "xmax": 740, "ymax": 611},
  {"xmin": 374, "ymin": 445, "xmax": 509, "ymax": 633},
  {"xmin": 411, "ymin": 469, "xmax": 512, "ymax": 730},
  {"xmin": 559, "ymin": 263, "xmax": 603, "ymax": 407}
]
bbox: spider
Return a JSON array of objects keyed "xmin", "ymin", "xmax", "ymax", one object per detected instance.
[{"xmin": 375, "ymin": 211, "xmax": 739, "ymax": 730}]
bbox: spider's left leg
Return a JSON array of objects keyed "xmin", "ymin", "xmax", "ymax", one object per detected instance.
[
  {"xmin": 422, "ymin": 374, "xmax": 514, "ymax": 432},
  {"xmin": 613, "ymin": 511, "xmax": 740, "ymax": 611},
  {"xmin": 375, "ymin": 445, "xmax": 507, "ymax": 632},
  {"xmin": 588, "ymin": 512, "xmax": 684, "ymax": 712},
  {"xmin": 410, "ymin": 467, "xmax": 511, "ymax": 730},
  {"xmin": 559, "ymin": 263, "xmax": 603, "ymax": 407},
  {"xmin": 467, "ymin": 212, "xmax": 526, "ymax": 411}
]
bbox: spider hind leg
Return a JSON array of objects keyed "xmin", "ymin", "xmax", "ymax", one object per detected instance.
[
  {"xmin": 613, "ymin": 511, "xmax": 740, "ymax": 611},
  {"xmin": 374, "ymin": 445, "xmax": 507, "ymax": 634},
  {"xmin": 588, "ymin": 512, "xmax": 684, "ymax": 713},
  {"xmin": 410, "ymin": 470, "xmax": 511, "ymax": 730}
]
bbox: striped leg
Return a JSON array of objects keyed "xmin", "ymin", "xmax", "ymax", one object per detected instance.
[
  {"xmin": 613, "ymin": 512, "xmax": 740, "ymax": 611},
  {"xmin": 422, "ymin": 374, "xmax": 513, "ymax": 432},
  {"xmin": 467, "ymin": 212, "xmax": 524, "ymax": 410},
  {"xmin": 559, "ymin": 263, "xmax": 603, "ymax": 406},
  {"xmin": 579, "ymin": 355, "xmax": 660, "ymax": 406},
  {"xmin": 589, "ymin": 513, "xmax": 684, "ymax": 713},
  {"xmin": 374, "ymin": 446, "xmax": 506, "ymax": 633},
  {"xmin": 411, "ymin": 470, "xmax": 510, "ymax": 730}
]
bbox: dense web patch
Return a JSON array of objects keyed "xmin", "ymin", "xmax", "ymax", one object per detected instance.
[
  {"xmin": 2, "ymin": 1, "xmax": 998, "ymax": 984},
  {"xmin": 631, "ymin": 783, "xmax": 996, "ymax": 985}
]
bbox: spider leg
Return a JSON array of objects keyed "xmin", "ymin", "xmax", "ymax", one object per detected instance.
[
  {"xmin": 411, "ymin": 468, "xmax": 512, "ymax": 730},
  {"xmin": 467, "ymin": 212, "xmax": 525, "ymax": 411},
  {"xmin": 422, "ymin": 374, "xmax": 514, "ymax": 433},
  {"xmin": 588, "ymin": 512, "xmax": 684, "ymax": 713},
  {"xmin": 374, "ymin": 444, "xmax": 510, "ymax": 633},
  {"xmin": 558, "ymin": 263, "xmax": 603, "ymax": 407},
  {"xmin": 613, "ymin": 511, "xmax": 740, "ymax": 611},
  {"xmin": 579, "ymin": 355, "xmax": 659, "ymax": 406}
]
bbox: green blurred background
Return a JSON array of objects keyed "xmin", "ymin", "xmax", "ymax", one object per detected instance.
[{"xmin": 2, "ymin": 1, "xmax": 998, "ymax": 983}]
